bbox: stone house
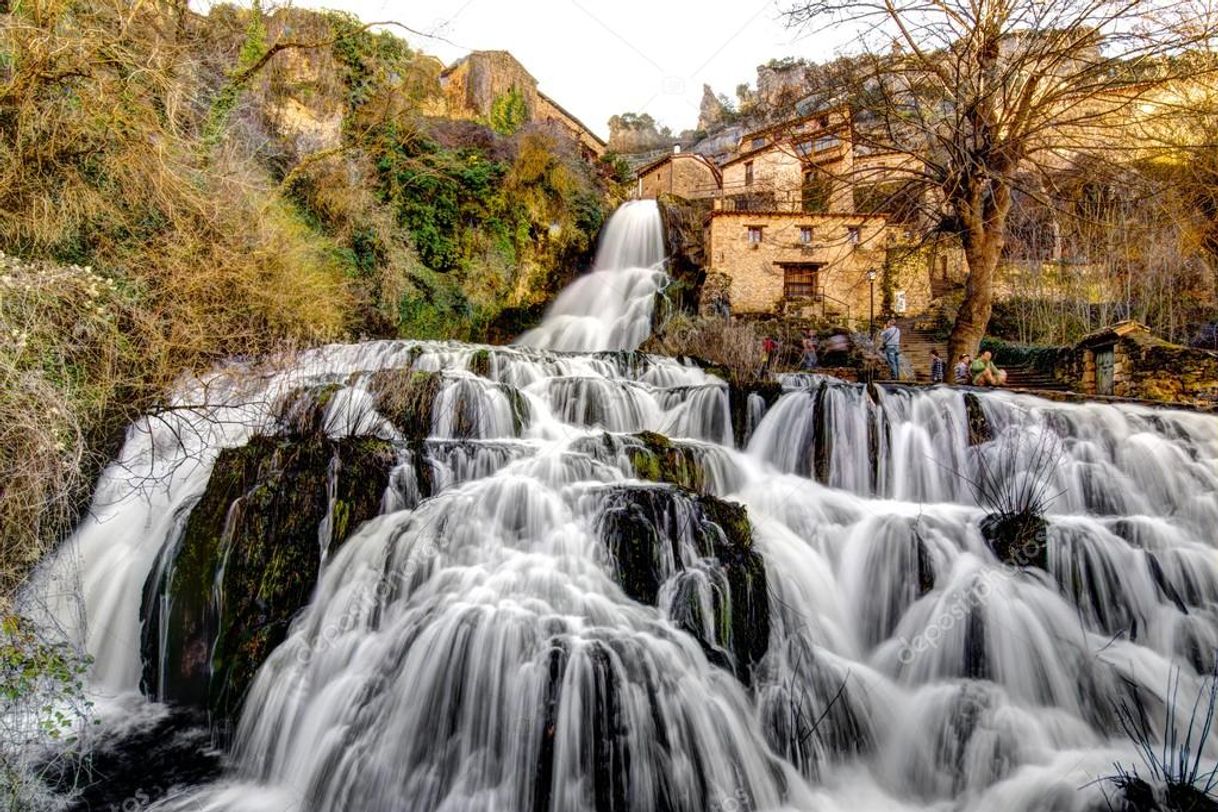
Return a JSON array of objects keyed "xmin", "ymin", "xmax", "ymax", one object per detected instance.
[
  {"xmin": 702, "ymin": 210, "xmax": 964, "ymax": 325},
  {"xmin": 1063, "ymin": 321, "xmax": 1218, "ymax": 403},
  {"xmin": 636, "ymin": 151, "xmax": 721, "ymax": 200},
  {"xmin": 636, "ymin": 103, "xmax": 968, "ymax": 324},
  {"xmin": 718, "ymin": 108, "xmax": 855, "ymax": 214},
  {"xmin": 437, "ymin": 51, "xmax": 606, "ymax": 159}
]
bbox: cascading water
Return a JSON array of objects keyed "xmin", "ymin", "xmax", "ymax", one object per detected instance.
[
  {"xmin": 516, "ymin": 199, "xmax": 668, "ymax": 352},
  {"xmin": 29, "ymin": 206, "xmax": 1218, "ymax": 811}
]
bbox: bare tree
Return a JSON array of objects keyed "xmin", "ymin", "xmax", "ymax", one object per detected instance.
[{"xmin": 784, "ymin": 0, "xmax": 1218, "ymax": 359}]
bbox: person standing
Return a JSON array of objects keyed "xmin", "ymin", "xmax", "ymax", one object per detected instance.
[
  {"xmin": 800, "ymin": 331, "xmax": 819, "ymax": 370},
  {"xmin": 878, "ymin": 319, "xmax": 901, "ymax": 380},
  {"xmin": 761, "ymin": 335, "xmax": 780, "ymax": 375},
  {"xmin": 930, "ymin": 349, "xmax": 946, "ymax": 383}
]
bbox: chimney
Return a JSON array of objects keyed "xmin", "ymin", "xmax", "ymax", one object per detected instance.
[{"xmin": 673, "ymin": 144, "xmax": 682, "ymax": 154}]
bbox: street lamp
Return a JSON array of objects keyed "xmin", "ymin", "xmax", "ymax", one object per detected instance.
[{"xmin": 867, "ymin": 268, "xmax": 878, "ymax": 338}]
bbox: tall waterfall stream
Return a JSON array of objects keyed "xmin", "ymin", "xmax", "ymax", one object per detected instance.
[{"xmin": 29, "ymin": 200, "xmax": 1218, "ymax": 811}]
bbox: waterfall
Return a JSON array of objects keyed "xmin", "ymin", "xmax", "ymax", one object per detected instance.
[
  {"xmin": 516, "ymin": 200, "xmax": 668, "ymax": 352},
  {"xmin": 32, "ymin": 342, "xmax": 1218, "ymax": 811}
]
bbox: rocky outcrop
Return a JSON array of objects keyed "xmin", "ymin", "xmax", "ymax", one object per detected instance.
[
  {"xmin": 607, "ymin": 112, "xmax": 675, "ymax": 155},
  {"xmin": 963, "ymin": 392, "xmax": 993, "ymax": 446},
  {"xmin": 140, "ymin": 430, "xmax": 396, "ymax": 728},
  {"xmin": 697, "ymin": 84, "xmax": 731, "ymax": 132},
  {"xmin": 727, "ymin": 380, "xmax": 783, "ymax": 449},
  {"xmin": 593, "ymin": 485, "xmax": 769, "ymax": 684},
  {"xmin": 657, "ymin": 195, "xmax": 712, "ymax": 312},
  {"xmin": 981, "ymin": 510, "xmax": 1048, "ymax": 570}
]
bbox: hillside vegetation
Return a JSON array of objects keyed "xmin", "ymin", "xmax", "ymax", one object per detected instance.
[{"xmin": 0, "ymin": 0, "xmax": 616, "ymax": 597}]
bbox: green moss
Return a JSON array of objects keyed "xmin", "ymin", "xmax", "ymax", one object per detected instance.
[
  {"xmin": 369, "ymin": 368, "xmax": 442, "ymax": 443},
  {"xmin": 594, "ymin": 486, "xmax": 768, "ymax": 683},
  {"xmin": 623, "ymin": 431, "xmax": 709, "ymax": 495},
  {"xmin": 141, "ymin": 432, "xmax": 396, "ymax": 728},
  {"xmin": 469, "ymin": 348, "xmax": 491, "ymax": 378}
]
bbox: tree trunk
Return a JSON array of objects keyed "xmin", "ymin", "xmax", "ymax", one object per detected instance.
[{"xmin": 948, "ymin": 227, "xmax": 1004, "ymax": 363}]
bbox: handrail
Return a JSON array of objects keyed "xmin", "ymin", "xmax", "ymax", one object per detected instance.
[{"xmin": 818, "ymin": 287, "xmax": 851, "ymax": 323}]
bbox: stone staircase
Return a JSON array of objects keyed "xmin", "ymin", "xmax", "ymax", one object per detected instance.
[
  {"xmin": 892, "ymin": 319, "xmax": 1070, "ymax": 390},
  {"xmin": 1003, "ymin": 365, "xmax": 1069, "ymax": 391},
  {"xmin": 893, "ymin": 319, "xmax": 946, "ymax": 382}
]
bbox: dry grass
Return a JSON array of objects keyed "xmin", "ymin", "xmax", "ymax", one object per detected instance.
[
  {"xmin": 644, "ymin": 312, "xmax": 765, "ymax": 384},
  {"xmin": 0, "ymin": 1, "xmax": 360, "ymax": 599}
]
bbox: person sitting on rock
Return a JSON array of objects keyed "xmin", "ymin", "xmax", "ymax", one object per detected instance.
[
  {"xmin": 969, "ymin": 351, "xmax": 1008, "ymax": 386},
  {"xmin": 954, "ymin": 353, "xmax": 972, "ymax": 384}
]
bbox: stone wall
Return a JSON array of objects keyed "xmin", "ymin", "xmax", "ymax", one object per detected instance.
[
  {"xmin": 706, "ymin": 211, "xmax": 889, "ymax": 324},
  {"xmin": 720, "ymin": 142, "xmax": 853, "ymax": 213},
  {"xmin": 1063, "ymin": 326, "xmax": 1218, "ymax": 405},
  {"xmin": 639, "ymin": 154, "xmax": 720, "ymax": 200}
]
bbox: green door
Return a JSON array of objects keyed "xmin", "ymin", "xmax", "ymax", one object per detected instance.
[{"xmin": 1096, "ymin": 346, "xmax": 1115, "ymax": 396}]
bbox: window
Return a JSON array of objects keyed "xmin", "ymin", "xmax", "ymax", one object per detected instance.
[
  {"xmin": 751, "ymin": 137, "xmax": 766, "ymax": 150},
  {"xmin": 817, "ymin": 115, "xmax": 830, "ymax": 128},
  {"xmin": 813, "ymin": 134, "xmax": 841, "ymax": 152},
  {"xmin": 847, "ymin": 226, "xmax": 861, "ymax": 245},
  {"xmin": 783, "ymin": 264, "xmax": 820, "ymax": 298},
  {"xmin": 747, "ymin": 226, "xmax": 763, "ymax": 244},
  {"xmin": 795, "ymin": 139, "xmax": 814, "ymax": 157},
  {"xmin": 744, "ymin": 161, "xmax": 754, "ymax": 186},
  {"xmin": 800, "ymin": 226, "xmax": 814, "ymax": 244}
]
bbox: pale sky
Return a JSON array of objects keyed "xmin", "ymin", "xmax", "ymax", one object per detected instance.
[{"xmin": 289, "ymin": 0, "xmax": 846, "ymax": 139}]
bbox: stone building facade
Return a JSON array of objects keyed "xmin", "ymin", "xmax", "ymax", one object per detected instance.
[
  {"xmin": 438, "ymin": 51, "xmax": 606, "ymax": 158},
  {"xmin": 718, "ymin": 109, "xmax": 855, "ymax": 214},
  {"xmin": 635, "ymin": 103, "xmax": 968, "ymax": 324},
  {"xmin": 1064, "ymin": 322, "xmax": 1218, "ymax": 404},
  {"xmin": 705, "ymin": 211, "xmax": 891, "ymax": 322},
  {"xmin": 636, "ymin": 152, "xmax": 721, "ymax": 200}
]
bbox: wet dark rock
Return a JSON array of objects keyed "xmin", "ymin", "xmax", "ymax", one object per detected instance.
[
  {"xmin": 594, "ymin": 486, "xmax": 769, "ymax": 684},
  {"xmin": 274, "ymin": 383, "xmax": 344, "ymax": 436},
  {"xmin": 468, "ymin": 348, "xmax": 492, "ymax": 379},
  {"xmin": 981, "ymin": 510, "xmax": 1048, "ymax": 570},
  {"xmin": 963, "ymin": 392, "xmax": 993, "ymax": 446},
  {"xmin": 811, "ymin": 382, "xmax": 831, "ymax": 484},
  {"xmin": 48, "ymin": 707, "xmax": 222, "ymax": 812},
  {"xmin": 1104, "ymin": 774, "xmax": 1218, "ymax": 812},
  {"xmin": 140, "ymin": 432, "xmax": 395, "ymax": 729},
  {"xmin": 369, "ymin": 368, "xmax": 443, "ymax": 443},
  {"xmin": 727, "ymin": 381, "xmax": 782, "ymax": 448}
]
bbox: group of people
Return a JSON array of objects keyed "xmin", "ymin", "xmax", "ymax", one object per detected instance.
[
  {"xmin": 763, "ymin": 319, "xmax": 1007, "ymax": 387},
  {"xmin": 954, "ymin": 350, "xmax": 1008, "ymax": 386}
]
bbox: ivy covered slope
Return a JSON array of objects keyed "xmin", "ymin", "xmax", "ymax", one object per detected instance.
[{"xmin": 0, "ymin": 1, "xmax": 618, "ymax": 597}]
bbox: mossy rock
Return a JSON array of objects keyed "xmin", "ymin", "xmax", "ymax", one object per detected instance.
[
  {"xmin": 980, "ymin": 510, "xmax": 1048, "ymax": 570},
  {"xmin": 594, "ymin": 485, "xmax": 769, "ymax": 683},
  {"xmin": 369, "ymin": 368, "xmax": 442, "ymax": 443},
  {"xmin": 140, "ymin": 432, "xmax": 396, "ymax": 729},
  {"xmin": 624, "ymin": 430, "xmax": 710, "ymax": 495},
  {"xmin": 274, "ymin": 383, "xmax": 344, "ymax": 437},
  {"xmin": 963, "ymin": 392, "xmax": 993, "ymax": 446},
  {"xmin": 468, "ymin": 348, "xmax": 492, "ymax": 379}
]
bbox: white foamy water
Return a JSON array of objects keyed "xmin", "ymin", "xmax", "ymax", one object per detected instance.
[
  {"xmin": 27, "ymin": 205, "xmax": 1218, "ymax": 812},
  {"xmin": 516, "ymin": 199, "xmax": 668, "ymax": 352}
]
